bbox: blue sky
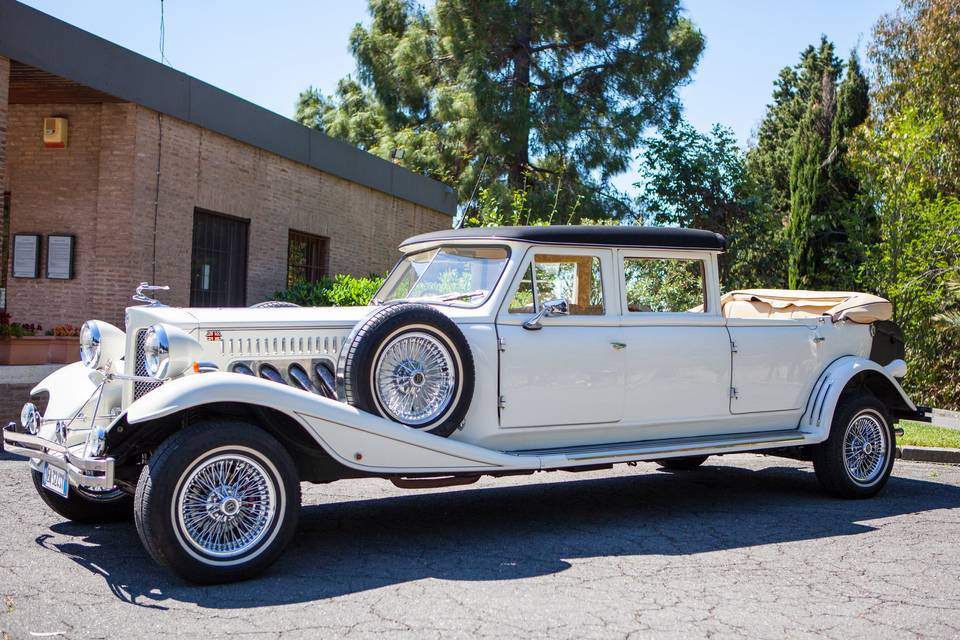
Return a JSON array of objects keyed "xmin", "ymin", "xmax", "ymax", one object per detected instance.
[{"xmin": 20, "ymin": 0, "xmax": 900, "ymax": 196}]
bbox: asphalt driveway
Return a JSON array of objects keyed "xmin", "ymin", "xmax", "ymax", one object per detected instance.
[{"xmin": 1, "ymin": 452, "xmax": 959, "ymax": 639}]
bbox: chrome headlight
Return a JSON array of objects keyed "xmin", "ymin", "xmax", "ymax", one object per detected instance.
[
  {"xmin": 20, "ymin": 402, "xmax": 40, "ymax": 435},
  {"xmin": 79, "ymin": 322, "xmax": 101, "ymax": 368},
  {"xmin": 80, "ymin": 320, "xmax": 125, "ymax": 369},
  {"xmin": 143, "ymin": 323, "xmax": 201, "ymax": 379},
  {"xmin": 143, "ymin": 324, "xmax": 170, "ymax": 378}
]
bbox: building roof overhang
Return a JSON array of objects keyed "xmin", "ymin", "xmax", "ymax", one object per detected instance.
[{"xmin": 0, "ymin": 0, "xmax": 456, "ymax": 216}]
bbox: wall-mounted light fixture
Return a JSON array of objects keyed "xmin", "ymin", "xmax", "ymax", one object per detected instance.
[{"xmin": 43, "ymin": 117, "xmax": 68, "ymax": 148}]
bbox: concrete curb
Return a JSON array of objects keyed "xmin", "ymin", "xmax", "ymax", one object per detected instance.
[{"xmin": 897, "ymin": 446, "xmax": 960, "ymax": 464}]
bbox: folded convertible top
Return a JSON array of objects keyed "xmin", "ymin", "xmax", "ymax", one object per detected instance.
[{"xmin": 720, "ymin": 289, "xmax": 893, "ymax": 324}]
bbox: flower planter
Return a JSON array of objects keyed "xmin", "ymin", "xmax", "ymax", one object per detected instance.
[
  {"xmin": 0, "ymin": 337, "xmax": 52, "ymax": 365},
  {"xmin": 0, "ymin": 336, "xmax": 79, "ymax": 365},
  {"xmin": 47, "ymin": 336, "xmax": 81, "ymax": 364}
]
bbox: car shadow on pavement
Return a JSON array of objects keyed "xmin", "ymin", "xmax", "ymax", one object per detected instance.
[{"xmin": 37, "ymin": 461, "xmax": 960, "ymax": 610}]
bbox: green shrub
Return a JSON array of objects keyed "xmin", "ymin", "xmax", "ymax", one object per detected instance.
[{"xmin": 272, "ymin": 274, "xmax": 385, "ymax": 307}]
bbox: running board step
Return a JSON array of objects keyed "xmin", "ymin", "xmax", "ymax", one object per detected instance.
[{"xmin": 510, "ymin": 430, "xmax": 808, "ymax": 463}]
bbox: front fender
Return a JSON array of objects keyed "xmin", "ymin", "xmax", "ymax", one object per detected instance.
[
  {"xmin": 799, "ymin": 356, "xmax": 916, "ymax": 440},
  {"xmin": 31, "ymin": 362, "xmax": 100, "ymax": 421},
  {"xmin": 126, "ymin": 372, "xmax": 535, "ymax": 474}
]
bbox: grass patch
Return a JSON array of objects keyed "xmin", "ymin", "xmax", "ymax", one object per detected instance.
[{"xmin": 899, "ymin": 421, "xmax": 960, "ymax": 449}]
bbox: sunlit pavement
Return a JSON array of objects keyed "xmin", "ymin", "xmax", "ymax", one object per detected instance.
[{"xmin": 2, "ymin": 452, "xmax": 959, "ymax": 639}]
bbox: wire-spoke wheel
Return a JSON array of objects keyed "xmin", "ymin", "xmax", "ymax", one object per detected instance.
[
  {"xmin": 176, "ymin": 453, "xmax": 277, "ymax": 559},
  {"xmin": 135, "ymin": 420, "xmax": 300, "ymax": 584},
  {"xmin": 374, "ymin": 331, "xmax": 456, "ymax": 427},
  {"xmin": 341, "ymin": 304, "xmax": 474, "ymax": 437},
  {"xmin": 813, "ymin": 391, "xmax": 895, "ymax": 499},
  {"xmin": 842, "ymin": 412, "xmax": 888, "ymax": 485}
]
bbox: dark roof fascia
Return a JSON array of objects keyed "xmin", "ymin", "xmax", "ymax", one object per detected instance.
[
  {"xmin": 0, "ymin": 0, "xmax": 456, "ymax": 216},
  {"xmin": 400, "ymin": 226, "xmax": 728, "ymax": 251}
]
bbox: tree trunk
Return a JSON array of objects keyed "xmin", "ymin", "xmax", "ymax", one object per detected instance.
[{"xmin": 507, "ymin": 12, "xmax": 531, "ymax": 188}]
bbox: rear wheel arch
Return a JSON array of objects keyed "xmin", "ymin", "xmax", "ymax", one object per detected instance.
[{"xmin": 843, "ymin": 370, "xmax": 912, "ymax": 415}]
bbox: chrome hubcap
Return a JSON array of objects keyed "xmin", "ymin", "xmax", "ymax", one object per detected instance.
[
  {"xmin": 843, "ymin": 412, "xmax": 888, "ymax": 485},
  {"xmin": 177, "ymin": 454, "xmax": 276, "ymax": 558},
  {"xmin": 374, "ymin": 331, "xmax": 455, "ymax": 426}
]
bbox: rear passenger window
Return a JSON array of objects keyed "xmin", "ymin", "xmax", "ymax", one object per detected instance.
[
  {"xmin": 623, "ymin": 258, "xmax": 705, "ymax": 313},
  {"xmin": 509, "ymin": 255, "xmax": 604, "ymax": 315}
]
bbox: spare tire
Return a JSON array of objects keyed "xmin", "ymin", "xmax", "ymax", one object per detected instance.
[
  {"xmin": 339, "ymin": 304, "xmax": 474, "ymax": 437},
  {"xmin": 250, "ymin": 300, "xmax": 300, "ymax": 308}
]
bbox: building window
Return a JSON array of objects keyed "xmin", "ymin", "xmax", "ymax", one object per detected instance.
[{"xmin": 287, "ymin": 230, "xmax": 329, "ymax": 285}]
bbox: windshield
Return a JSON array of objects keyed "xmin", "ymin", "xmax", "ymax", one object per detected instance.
[{"xmin": 376, "ymin": 245, "xmax": 510, "ymax": 306}]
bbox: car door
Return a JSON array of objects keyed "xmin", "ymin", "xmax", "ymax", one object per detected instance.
[
  {"xmin": 727, "ymin": 319, "xmax": 821, "ymax": 414},
  {"xmin": 496, "ymin": 247, "xmax": 624, "ymax": 428},
  {"xmin": 618, "ymin": 250, "xmax": 732, "ymax": 433}
]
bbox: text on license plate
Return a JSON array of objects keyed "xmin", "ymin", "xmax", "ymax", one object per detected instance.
[{"xmin": 42, "ymin": 463, "xmax": 69, "ymax": 498}]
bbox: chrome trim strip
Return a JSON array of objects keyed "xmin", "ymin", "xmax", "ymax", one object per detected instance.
[{"xmin": 566, "ymin": 434, "xmax": 806, "ymax": 462}]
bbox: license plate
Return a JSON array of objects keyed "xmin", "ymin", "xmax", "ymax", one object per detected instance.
[{"xmin": 42, "ymin": 462, "xmax": 69, "ymax": 498}]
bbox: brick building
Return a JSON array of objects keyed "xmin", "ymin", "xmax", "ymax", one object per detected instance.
[{"xmin": 0, "ymin": 0, "xmax": 456, "ymax": 331}]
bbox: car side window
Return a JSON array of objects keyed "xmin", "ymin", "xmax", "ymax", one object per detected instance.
[
  {"xmin": 509, "ymin": 254, "xmax": 604, "ymax": 315},
  {"xmin": 623, "ymin": 257, "xmax": 705, "ymax": 313},
  {"xmin": 508, "ymin": 264, "xmax": 537, "ymax": 313}
]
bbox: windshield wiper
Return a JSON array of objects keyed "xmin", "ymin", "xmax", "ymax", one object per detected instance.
[{"xmin": 438, "ymin": 290, "xmax": 486, "ymax": 302}]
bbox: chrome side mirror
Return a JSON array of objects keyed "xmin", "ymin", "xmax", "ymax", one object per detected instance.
[{"xmin": 522, "ymin": 298, "xmax": 569, "ymax": 330}]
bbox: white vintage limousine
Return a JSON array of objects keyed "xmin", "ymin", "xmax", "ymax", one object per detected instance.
[{"xmin": 4, "ymin": 226, "xmax": 921, "ymax": 583}]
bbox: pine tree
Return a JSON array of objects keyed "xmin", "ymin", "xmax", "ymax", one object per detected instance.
[{"xmin": 299, "ymin": 0, "xmax": 704, "ymax": 223}]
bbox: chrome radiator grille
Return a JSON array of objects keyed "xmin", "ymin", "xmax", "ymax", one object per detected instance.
[{"xmin": 134, "ymin": 329, "xmax": 163, "ymax": 400}]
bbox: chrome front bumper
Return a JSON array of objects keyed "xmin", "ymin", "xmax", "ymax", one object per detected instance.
[{"xmin": 3, "ymin": 422, "xmax": 115, "ymax": 490}]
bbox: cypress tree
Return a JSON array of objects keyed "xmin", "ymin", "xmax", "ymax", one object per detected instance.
[{"xmin": 788, "ymin": 50, "xmax": 870, "ymax": 289}]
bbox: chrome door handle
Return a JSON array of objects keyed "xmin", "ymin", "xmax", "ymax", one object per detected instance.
[{"xmin": 611, "ymin": 342, "xmax": 627, "ymax": 350}]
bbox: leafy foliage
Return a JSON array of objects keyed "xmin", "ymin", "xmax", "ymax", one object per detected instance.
[
  {"xmin": 635, "ymin": 119, "xmax": 786, "ymax": 289},
  {"xmin": 851, "ymin": 0, "xmax": 960, "ymax": 408},
  {"xmin": 870, "ymin": 0, "xmax": 960, "ymax": 193},
  {"xmin": 298, "ymin": 0, "xmax": 704, "ymax": 223},
  {"xmin": 272, "ymin": 274, "xmax": 385, "ymax": 307}
]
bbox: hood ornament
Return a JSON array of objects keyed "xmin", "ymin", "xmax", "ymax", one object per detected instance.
[{"xmin": 133, "ymin": 282, "xmax": 170, "ymax": 306}]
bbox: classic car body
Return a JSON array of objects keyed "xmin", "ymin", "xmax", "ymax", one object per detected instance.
[{"xmin": 3, "ymin": 226, "xmax": 920, "ymax": 583}]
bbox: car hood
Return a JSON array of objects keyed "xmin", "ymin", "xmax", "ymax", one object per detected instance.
[{"xmin": 184, "ymin": 305, "xmax": 373, "ymax": 329}]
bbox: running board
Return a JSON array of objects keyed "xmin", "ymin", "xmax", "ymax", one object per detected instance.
[{"xmin": 510, "ymin": 430, "xmax": 809, "ymax": 468}]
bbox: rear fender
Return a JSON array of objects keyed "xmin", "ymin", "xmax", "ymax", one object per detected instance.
[
  {"xmin": 799, "ymin": 356, "xmax": 916, "ymax": 441},
  {"xmin": 125, "ymin": 372, "xmax": 534, "ymax": 474}
]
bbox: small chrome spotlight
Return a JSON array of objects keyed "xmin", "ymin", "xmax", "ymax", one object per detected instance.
[{"xmin": 20, "ymin": 403, "xmax": 40, "ymax": 435}]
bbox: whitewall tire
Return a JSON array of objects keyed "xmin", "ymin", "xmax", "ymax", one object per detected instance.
[{"xmin": 134, "ymin": 420, "xmax": 300, "ymax": 584}]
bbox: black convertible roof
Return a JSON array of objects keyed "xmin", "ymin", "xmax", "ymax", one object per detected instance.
[{"xmin": 401, "ymin": 226, "xmax": 727, "ymax": 251}]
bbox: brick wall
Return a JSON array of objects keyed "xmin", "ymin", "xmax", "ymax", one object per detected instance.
[
  {"xmin": 132, "ymin": 109, "xmax": 450, "ymax": 308},
  {"xmin": 4, "ymin": 103, "xmax": 118, "ymax": 327},
  {"xmin": 2, "ymin": 99, "xmax": 450, "ymax": 328},
  {"xmin": 0, "ymin": 56, "xmax": 8, "ymax": 198},
  {"xmin": 0, "ymin": 56, "xmax": 9, "ymax": 298}
]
